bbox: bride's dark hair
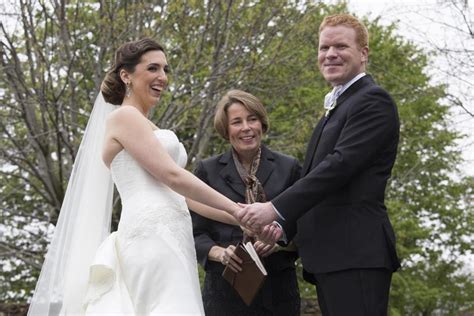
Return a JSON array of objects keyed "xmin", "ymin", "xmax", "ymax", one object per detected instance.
[{"xmin": 101, "ymin": 38, "xmax": 165, "ymax": 105}]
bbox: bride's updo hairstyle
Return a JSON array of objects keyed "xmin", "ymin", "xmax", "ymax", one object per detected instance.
[{"xmin": 101, "ymin": 38, "xmax": 165, "ymax": 105}]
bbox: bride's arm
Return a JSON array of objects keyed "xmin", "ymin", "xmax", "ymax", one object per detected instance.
[
  {"xmin": 186, "ymin": 198, "xmax": 238, "ymax": 225},
  {"xmin": 107, "ymin": 106, "xmax": 241, "ymax": 217}
]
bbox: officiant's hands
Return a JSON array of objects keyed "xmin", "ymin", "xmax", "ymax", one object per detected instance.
[
  {"xmin": 210, "ymin": 245, "xmax": 243, "ymax": 273},
  {"xmin": 254, "ymin": 240, "xmax": 278, "ymax": 257},
  {"xmin": 258, "ymin": 222, "xmax": 283, "ymax": 244}
]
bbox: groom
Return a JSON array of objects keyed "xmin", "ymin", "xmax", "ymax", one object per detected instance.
[{"xmin": 238, "ymin": 14, "xmax": 400, "ymax": 315}]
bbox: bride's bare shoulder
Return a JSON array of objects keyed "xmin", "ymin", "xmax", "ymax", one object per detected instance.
[
  {"xmin": 108, "ymin": 105, "xmax": 143, "ymax": 119},
  {"xmin": 106, "ymin": 105, "xmax": 146, "ymax": 128},
  {"xmin": 102, "ymin": 106, "xmax": 148, "ymax": 167}
]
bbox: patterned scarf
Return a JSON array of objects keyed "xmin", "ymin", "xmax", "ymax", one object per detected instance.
[
  {"xmin": 232, "ymin": 147, "xmax": 266, "ymax": 204},
  {"xmin": 232, "ymin": 147, "xmax": 266, "ymax": 243}
]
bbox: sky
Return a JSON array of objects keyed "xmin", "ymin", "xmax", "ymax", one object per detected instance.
[{"xmin": 344, "ymin": 0, "xmax": 474, "ymax": 176}]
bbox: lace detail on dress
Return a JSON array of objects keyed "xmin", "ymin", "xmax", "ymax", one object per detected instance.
[{"xmin": 117, "ymin": 200, "xmax": 196, "ymax": 264}]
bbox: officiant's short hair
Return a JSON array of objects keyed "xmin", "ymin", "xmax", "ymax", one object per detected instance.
[{"xmin": 214, "ymin": 90, "xmax": 269, "ymax": 140}]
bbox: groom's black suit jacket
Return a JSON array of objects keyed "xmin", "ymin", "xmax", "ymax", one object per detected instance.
[{"xmin": 273, "ymin": 74, "xmax": 401, "ymax": 280}]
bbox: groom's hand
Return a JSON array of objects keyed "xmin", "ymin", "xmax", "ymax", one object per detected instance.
[{"xmin": 237, "ymin": 202, "xmax": 278, "ymax": 230}]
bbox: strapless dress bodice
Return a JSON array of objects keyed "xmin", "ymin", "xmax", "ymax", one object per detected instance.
[{"xmin": 110, "ymin": 129, "xmax": 188, "ymax": 209}]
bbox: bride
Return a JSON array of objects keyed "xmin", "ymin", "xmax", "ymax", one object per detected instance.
[{"xmin": 28, "ymin": 38, "xmax": 242, "ymax": 315}]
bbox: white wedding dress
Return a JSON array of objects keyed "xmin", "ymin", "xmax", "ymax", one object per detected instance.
[{"xmin": 83, "ymin": 129, "xmax": 204, "ymax": 315}]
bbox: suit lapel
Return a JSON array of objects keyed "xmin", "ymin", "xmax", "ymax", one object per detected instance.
[
  {"xmin": 256, "ymin": 146, "xmax": 275, "ymax": 186},
  {"xmin": 301, "ymin": 117, "xmax": 326, "ymax": 175},
  {"xmin": 218, "ymin": 146, "xmax": 276, "ymax": 198},
  {"xmin": 218, "ymin": 150, "xmax": 245, "ymax": 198},
  {"xmin": 301, "ymin": 75, "xmax": 375, "ymax": 175},
  {"xmin": 335, "ymin": 75, "xmax": 374, "ymax": 107}
]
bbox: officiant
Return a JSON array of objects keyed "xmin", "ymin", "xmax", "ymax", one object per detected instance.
[{"xmin": 191, "ymin": 89, "xmax": 301, "ymax": 315}]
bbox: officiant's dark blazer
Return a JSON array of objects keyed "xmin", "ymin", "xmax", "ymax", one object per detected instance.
[
  {"xmin": 191, "ymin": 145, "xmax": 301, "ymax": 315},
  {"xmin": 273, "ymin": 74, "xmax": 401, "ymax": 281}
]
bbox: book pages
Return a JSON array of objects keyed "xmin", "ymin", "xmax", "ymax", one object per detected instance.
[{"xmin": 244, "ymin": 242, "xmax": 267, "ymax": 275}]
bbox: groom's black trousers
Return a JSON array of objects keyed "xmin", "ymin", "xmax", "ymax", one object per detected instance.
[{"xmin": 313, "ymin": 268, "xmax": 392, "ymax": 316}]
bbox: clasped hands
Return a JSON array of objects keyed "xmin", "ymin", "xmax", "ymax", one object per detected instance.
[
  {"xmin": 236, "ymin": 201, "xmax": 283, "ymax": 245},
  {"xmin": 219, "ymin": 202, "xmax": 284, "ymax": 273}
]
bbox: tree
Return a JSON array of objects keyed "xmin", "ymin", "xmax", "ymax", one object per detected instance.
[
  {"xmin": 366, "ymin": 17, "xmax": 474, "ymax": 315},
  {"xmin": 1, "ymin": 1, "xmax": 473, "ymax": 314},
  {"xmin": 0, "ymin": 0, "xmax": 320, "ymax": 302}
]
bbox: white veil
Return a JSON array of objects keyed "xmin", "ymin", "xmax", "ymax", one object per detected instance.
[{"xmin": 28, "ymin": 93, "xmax": 116, "ymax": 315}]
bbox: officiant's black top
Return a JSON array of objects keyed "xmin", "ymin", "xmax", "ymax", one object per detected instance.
[{"xmin": 191, "ymin": 145, "xmax": 301, "ymax": 316}]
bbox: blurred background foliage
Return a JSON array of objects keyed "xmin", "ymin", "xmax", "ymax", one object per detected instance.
[{"xmin": 0, "ymin": 1, "xmax": 472, "ymax": 315}]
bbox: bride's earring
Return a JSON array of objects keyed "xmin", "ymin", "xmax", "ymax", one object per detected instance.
[{"xmin": 125, "ymin": 81, "xmax": 132, "ymax": 97}]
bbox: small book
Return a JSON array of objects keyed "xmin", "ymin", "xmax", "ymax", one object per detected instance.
[{"xmin": 221, "ymin": 241, "xmax": 267, "ymax": 306}]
